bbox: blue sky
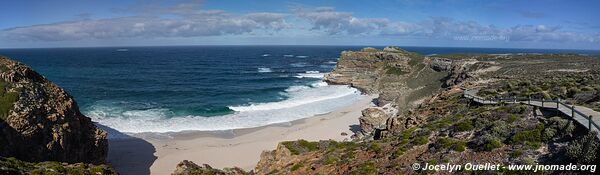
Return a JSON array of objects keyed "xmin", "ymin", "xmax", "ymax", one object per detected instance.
[{"xmin": 1, "ymin": 0, "xmax": 599, "ymax": 49}]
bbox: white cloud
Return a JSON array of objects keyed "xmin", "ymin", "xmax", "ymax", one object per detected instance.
[
  {"xmin": 291, "ymin": 7, "xmax": 599, "ymax": 44},
  {"xmin": 1, "ymin": 1, "xmax": 288, "ymax": 41},
  {"xmin": 294, "ymin": 7, "xmax": 388, "ymax": 35},
  {"xmin": 1, "ymin": 3, "xmax": 598, "ymax": 45}
]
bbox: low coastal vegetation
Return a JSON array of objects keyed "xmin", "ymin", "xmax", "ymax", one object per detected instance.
[
  {"xmin": 0, "ymin": 81, "xmax": 19, "ymax": 120},
  {"xmin": 477, "ymin": 72, "xmax": 600, "ymax": 111},
  {"xmin": 251, "ymin": 90, "xmax": 599, "ymax": 174},
  {"xmin": 0, "ymin": 157, "xmax": 117, "ymax": 175}
]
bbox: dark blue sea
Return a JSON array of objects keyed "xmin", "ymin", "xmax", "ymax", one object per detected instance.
[{"xmin": 0, "ymin": 46, "xmax": 598, "ymax": 134}]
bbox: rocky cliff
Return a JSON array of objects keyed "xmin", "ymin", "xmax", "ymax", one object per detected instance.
[
  {"xmin": 325, "ymin": 46, "xmax": 452, "ymax": 139},
  {"xmin": 0, "ymin": 56, "xmax": 108, "ymax": 164},
  {"xmin": 325, "ymin": 46, "xmax": 447, "ymax": 108}
]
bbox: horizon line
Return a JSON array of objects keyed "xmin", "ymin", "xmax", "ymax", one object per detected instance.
[{"xmin": 1, "ymin": 44, "xmax": 599, "ymax": 52}]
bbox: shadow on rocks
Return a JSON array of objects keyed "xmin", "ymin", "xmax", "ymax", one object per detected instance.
[{"xmin": 96, "ymin": 124, "xmax": 157, "ymax": 175}]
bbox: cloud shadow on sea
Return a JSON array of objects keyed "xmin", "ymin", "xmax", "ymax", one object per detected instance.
[{"xmin": 96, "ymin": 124, "xmax": 157, "ymax": 175}]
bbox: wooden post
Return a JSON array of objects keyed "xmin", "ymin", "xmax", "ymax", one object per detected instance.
[
  {"xmin": 556, "ymin": 98, "xmax": 560, "ymax": 116},
  {"xmin": 571, "ymin": 105, "xmax": 575, "ymax": 118},
  {"xmin": 528, "ymin": 96, "xmax": 531, "ymax": 105},
  {"xmin": 589, "ymin": 115, "xmax": 593, "ymax": 131},
  {"xmin": 542, "ymin": 98, "xmax": 544, "ymax": 107}
]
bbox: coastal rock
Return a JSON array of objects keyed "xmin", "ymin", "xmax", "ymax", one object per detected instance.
[
  {"xmin": 324, "ymin": 47, "xmax": 413, "ymax": 94},
  {"xmin": 0, "ymin": 56, "xmax": 108, "ymax": 164},
  {"xmin": 325, "ymin": 47, "xmax": 447, "ymax": 110},
  {"xmin": 254, "ymin": 143, "xmax": 293, "ymax": 174},
  {"xmin": 444, "ymin": 59, "xmax": 475, "ymax": 87},
  {"xmin": 172, "ymin": 160, "xmax": 247, "ymax": 175},
  {"xmin": 358, "ymin": 108, "xmax": 389, "ymax": 136},
  {"xmin": 426, "ymin": 57, "xmax": 453, "ymax": 71}
]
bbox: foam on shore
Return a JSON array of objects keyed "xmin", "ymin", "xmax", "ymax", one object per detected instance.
[{"xmin": 88, "ymin": 82, "xmax": 363, "ymax": 134}]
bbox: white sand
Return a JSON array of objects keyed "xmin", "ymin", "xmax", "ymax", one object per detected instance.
[{"xmin": 108, "ymin": 95, "xmax": 377, "ymax": 175}]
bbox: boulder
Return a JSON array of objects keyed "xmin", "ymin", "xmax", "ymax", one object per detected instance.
[
  {"xmin": 358, "ymin": 108, "xmax": 389, "ymax": 136},
  {"xmin": 0, "ymin": 56, "xmax": 107, "ymax": 164}
]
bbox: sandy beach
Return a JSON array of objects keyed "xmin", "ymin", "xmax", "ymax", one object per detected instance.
[{"xmin": 107, "ymin": 94, "xmax": 377, "ymax": 175}]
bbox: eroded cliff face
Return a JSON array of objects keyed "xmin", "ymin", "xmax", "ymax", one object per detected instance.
[
  {"xmin": 0, "ymin": 56, "xmax": 108, "ymax": 164},
  {"xmin": 324, "ymin": 46, "xmax": 448, "ymax": 108},
  {"xmin": 325, "ymin": 46, "xmax": 451, "ymax": 139}
]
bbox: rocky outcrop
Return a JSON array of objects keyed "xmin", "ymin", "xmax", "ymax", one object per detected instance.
[
  {"xmin": 324, "ymin": 46, "xmax": 414, "ymax": 94},
  {"xmin": 172, "ymin": 160, "xmax": 247, "ymax": 175},
  {"xmin": 357, "ymin": 108, "xmax": 388, "ymax": 138},
  {"xmin": 325, "ymin": 47, "xmax": 448, "ymax": 138},
  {"xmin": 325, "ymin": 47, "xmax": 448, "ymax": 107},
  {"xmin": 426, "ymin": 57, "xmax": 499, "ymax": 87},
  {"xmin": 254, "ymin": 143, "xmax": 294, "ymax": 174},
  {"xmin": 0, "ymin": 56, "xmax": 108, "ymax": 164}
]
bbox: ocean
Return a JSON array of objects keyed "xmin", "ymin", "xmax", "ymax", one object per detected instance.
[{"xmin": 0, "ymin": 46, "xmax": 598, "ymax": 134}]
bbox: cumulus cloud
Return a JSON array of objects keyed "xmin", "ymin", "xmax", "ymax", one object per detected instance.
[
  {"xmin": 1, "ymin": 1, "xmax": 288, "ymax": 41},
  {"xmin": 294, "ymin": 7, "xmax": 388, "ymax": 35},
  {"xmin": 290, "ymin": 7, "xmax": 599, "ymax": 44}
]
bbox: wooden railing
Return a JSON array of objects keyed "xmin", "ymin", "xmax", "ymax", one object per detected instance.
[{"xmin": 463, "ymin": 89, "xmax": 600, "ymax": 138}]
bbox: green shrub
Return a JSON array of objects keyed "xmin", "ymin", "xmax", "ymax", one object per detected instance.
[
  {"xmin": 565, "ymin": 132, "xmax": 599, "ymax": 164},
  {"xmin": 434, "ymin": 137, "xmax": 466, "ymax": 152},
  {"xmin": 281, "ymin": 139, "xmax": 319, "ymax": 155},
  {"xmin": 369, "ymin": 143, "xmax": 382, "ymax": 153},
  {"xmin": 394, "ymin": 146, "xmax": 407, "ymax": 158},
  {"xmin": 510, "ymin": 149, "xmax": 523, "ymax": 158},
  {"xmin": 413, "ymin": 136, "xmax": 429, "ymax": 145},
  {"xmin": 454, "ymin": 120, "xmax": 474, "ymax": 132},
  {"xmin": 542, "ymin": 128, "xmax": 557, "ymax": 141},
  {"xmin": 0, "ymin": 81, "xmax": 19, "ymax": 120},
  {"xmin": 325, "ymin": 156, "xmax": 337, "ymax": 165},
  {"xmin": 545, "ymin": 117, "xmax": 575, "ymax": 138},
  {"xmin": 489, "ymin": 121, "xmax": 511, "ymax": 139},
  {"xmin": 507, "ymin": 114, "xmax": 518, "ymax": 123},
  {"xmin": 484, "ymin": 139, "xmax": 502, "ymax": 151},
  {"xmin": 385, "ymin": 65, "xmax": 409, "ymax": 75},
  {"xmin": 511, "ymin": 124, "xmax": 544, "ymax": 149},
  {"xmin": 290, "ymin": 162, "xmax": 304, "ymax": 171},
  {"xmin": 454, "ymin": 141, "xmax": 466, "ymax": 152},
  {"xmin": 352, "ymin": 161, "xmax": 376, "ymax": 175}
]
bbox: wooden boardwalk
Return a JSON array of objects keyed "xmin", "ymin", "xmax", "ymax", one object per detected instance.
[{"xmin": 463, "ymin": 89, "xmax": 600, "ymax": 138}]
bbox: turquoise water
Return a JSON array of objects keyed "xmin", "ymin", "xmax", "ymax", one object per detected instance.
[
  {"xmin": 0, "ymin": 46, "xmax": 597, "ymax": 134},
  {"xmin": 0, "ymin": 46, "xmax": 366, "ymax": 133}
]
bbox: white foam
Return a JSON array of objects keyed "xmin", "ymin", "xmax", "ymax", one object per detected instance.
[
  {"xmin": 295, "ymin": 55, "xmax": 308, "ymax": 58},
  {"xmin": 262, "ymin": 54, "xmax": 271, "ymax": 57},
  {"xmin": 257, "ymin": 67, "xmax": 273, "ymax": 73},
  {"xmin": 310, "ymin": 81, "xmax": 328, "ymax": 87},
  {"xmin": 87, "ymin": 84, "xmax": 363, "ymax": 134},
  {"xmin": 283, "ymin": 54, "xmax": 294, "ymax": 57},
  {"xmin": 285, "ymin": 85, "xmax": 310, "ymax": 92},
  {"xmin": 295, "ymin": 71, "xmax": 326, "ymax": 79},
  {"xmin": 290, "ymin": 62, "xmax": 308, "ymax": 67}
]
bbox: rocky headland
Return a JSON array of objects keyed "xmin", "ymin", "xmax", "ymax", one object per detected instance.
[
  {"xmin": 174, "ymin": 47, "xmax": 600, "ymax": 174},
  {"xmin": 0, "ymin": 56, "xmax": 115, "ymax": 174}
]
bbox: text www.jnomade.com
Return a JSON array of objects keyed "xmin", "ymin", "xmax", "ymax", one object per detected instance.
[{"xmin": 412, "ymin": 162, "xmax": 597, "ymax": 173}]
